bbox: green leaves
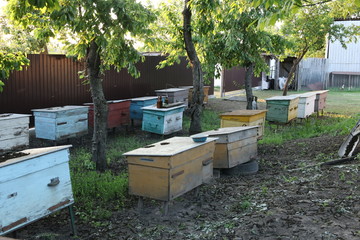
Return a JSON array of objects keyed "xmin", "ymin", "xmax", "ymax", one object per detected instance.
[{"xmin": 0, "ymin": 52, "xmax": 30, "ymax": 92}]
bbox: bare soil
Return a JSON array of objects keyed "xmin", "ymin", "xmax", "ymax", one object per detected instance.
[{"xmin": 10, "ymin": 98, "xmax": 360, "ymax": 240}]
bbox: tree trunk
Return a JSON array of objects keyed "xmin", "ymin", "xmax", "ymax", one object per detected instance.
[
  {"xmin": 245, "ymin": 63, "xmax": 254, "ymax": 110},
  {"xmin": 87, "ymin": 40, "xmax": 108, "ymax": 172},
  {"xmin": 282, "ymin": 48, "xmax": 308, "ymax": 96},
  {"xmin": 183, "ymin": 0, "xmax": 203, "ymax": 135}
]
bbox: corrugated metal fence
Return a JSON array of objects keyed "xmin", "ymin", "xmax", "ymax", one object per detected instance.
[
  {"xmin": 0, "ymin": 54, "xmax": 214, "ymax": 115},
  {"xmin": 223, "ymin": 67, "xmax": 262, "ymax": 92}
]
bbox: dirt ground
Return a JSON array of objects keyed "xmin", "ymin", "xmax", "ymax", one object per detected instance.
[{"xmin": 10, "ymin": 97, "xmax": 360, "ymax": 240}]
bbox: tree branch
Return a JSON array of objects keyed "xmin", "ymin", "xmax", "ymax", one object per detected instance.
[{"xmin": 297, "ymin": 0, "xmax": 334, "ymax": 7}]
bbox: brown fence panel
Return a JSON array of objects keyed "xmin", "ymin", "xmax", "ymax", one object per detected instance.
[
  {"xmin": 223, "ymin": 66, "xmax": 262, "ymax": 92},
  {"xmin": 0, "ymin": 54, "xmax": 213, "ymax": 115}
]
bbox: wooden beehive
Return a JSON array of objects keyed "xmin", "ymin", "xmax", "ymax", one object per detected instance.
[
  {"xmin": 123, "ymin": 137, "xmax": 217, "ymax": 201},
  {"xmin": 155, "ymin": 88, "xmax": 188, "ymax": 107},
  {"xmin": 313, "ymin": 90, "xmax": 329, "ymax": 112},
  {"xmin": 130, "ymin": 96, "xmax": 158, "ymax": 121},
  {"xmin": 142, "ymin": 105, "xmax": 185, "ymax": 135},
  {"xmin": 220, "ymin": 110, "xmax": 267, "ymax": 138},
  {"xmin": 202, "ymin": 127, "xmax": 258, "ymax": 169},
  {"xmin": 290, "ymin": 92, "xmax": 316, "ymax": 118},
  {"xmin": 0, "ymin": 145, "xmax": 73, "ymax": 235},
  {"xmin": 265, "ymin": 95, "xmax": 299, "ymax": 123},
  {"xmin": 32, "ymin": 106, "xmax": 89, "ymax": 141},
  {"xmin": 179, "ymin": 86, "xmax": 211, "ymax": 105},
  {"xmin": 86, "ymin": 100, "xmax": 131, "ymax": 129},
  {"xmin": 0, "ymin": 114, "xmax": 30, "ymax": 154}
]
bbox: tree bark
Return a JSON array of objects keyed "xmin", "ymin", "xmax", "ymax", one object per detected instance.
[
  {"xmin": 183, "ymin": 0, "xmax": 203, "ymax": 134},
  {"xmin": 245, "ymin": 63, "xmax": 254, "ymax": 110},
  {"xmin": 87, "ymin": 40, "xmax": 108, "ymax": 172},
  {"xmin": 282, "ymin": 47, "xmax": 309, "ymax": 96}
]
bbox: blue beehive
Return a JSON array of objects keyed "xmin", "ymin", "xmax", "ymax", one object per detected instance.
[
  {"xmin": 130, "ymin": 96, "xmax": 158, "ymax": 121},
  {"xmin": 32, "ymin": 105, "xmax": 89, "ymax": 141},
  {"xmin": 142, "ymin": 105, "xmax": 185, "ymax": 135}
]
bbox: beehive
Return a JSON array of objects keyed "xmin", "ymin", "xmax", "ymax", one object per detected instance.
[
  {"xmin": 265, "ymin": 95, "xmax": 299, "ymax": 123},
  {"xmin": 0, "ymin": 114, "xmax": 30, "ymax": 153},
  {"xmin": 220, "ymin": 110, "xmax": 267, "ymax": 138},
  {"xmin": 32, "ymin": 106, "xmax": 89, "ymax": 141},
  {"xmin": 290, "ymin": 92, "xmax": 316, "ymax": 118},
  {"xmin": 142, "ymin": 105, "xmax": 185, "ymax": 135},
  {"xmin": 129, "ymin": 96, "xmax": 158, "ymax": 121},
  {"xmin": 0, "ymin": 145, "xmax": 73, "ymax": 235},
  {"xmin": 86, "ymin": 100, "xmax": 131, "ymax": 129},
  {"xmin": 123, "ymin": 137, "xmax": 217, "ymax": 201},
  {"xmin": 155, "ymin": 88, "xmax": 188, "ymax": 107},
  {"xmin": 202, "ymin": 127, "xmax": 258, "ymax": 169},
  {"xmin": 313, "ymin": 90, "xmax": 329, "ymax": 113}
]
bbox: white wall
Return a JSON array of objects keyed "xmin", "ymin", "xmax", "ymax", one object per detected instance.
[{"xmin": 327, "ymin": 20, "xmax": 360, "ymax": 73}]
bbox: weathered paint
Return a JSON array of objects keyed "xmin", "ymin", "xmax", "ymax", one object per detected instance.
[
  {"xmin": 220, "ymin": 110, "xmax": 267, "ymax": 138},
  {"xmin": 201, "ymin": 127, "xmax": 258, "ymax": 169},
  {"xmin": 155, "ymin": 88, "xmax": 188, "ymax": 107},
  {"xmin": 312, "ymin": 90, "xmax": 329, "ymax": 112},
  {"xmin": 129, "ymin": 96, "xmax": 158, "ymax": 120},
  {"xmin": 265, "ymin": 95, "xmax": 299, "ymax": 123},
  {"xmin": 86, "ymin": 100, "xmax": 131, "ymax": 129},
  {"xmin": 0, "ymin": 114, "xmax": 30, "ymax": 153},
  {"xmin": 142, "ymin": 105, "xmax": 185, "ymax": 135},
  {"xmin": 124, "ymin": 137, "xmax": 217, "ymax": 201},
  {"xmin": 0, "ymin": 145, "xmax": 73, "ymax": 235},
  {"xmin": 32, "ymin": 106, "xmax": 89, "ymax": 141},
  {"xmin": 290, "ymin": 92, "xmax": 316, "ymax": 118}
]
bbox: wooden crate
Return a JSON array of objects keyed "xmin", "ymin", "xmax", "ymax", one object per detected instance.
[
  {"xmin": 124, "ymin": 137, "xmax": 217, "ymax": 201},
  {"xmin": 265, "ymin": 96, "xmax": 299, "ymax": 123},
  {"xmin": 202, "ymin": 127, "xmax": 258, "ymax": 168},
  {"xmin": 86, "ymin": 100, "xmax": 131, "ymax": 129},
  {"xmin": 142, "ymin": 105, "xmax": 185, "ymax": 135},
  {"xmin": 130, "ymin": 96, "xmax": 157, "ymax": 121},
  {"xmin": 313, "ymin": 90, "xmax": 329, "ymax": 112},
  {"xmin": 0, "ymin": 145, "xmax": 73, "ymax": 235},
  {"xmin": 32, "ymin": 106, "xmax": 89, "ymax": 141},
  {"xmin": 290, "ymin": 92, "xmax": 316, "ymax": 118},
  {"xmin": 220, "ymin": 110, "xmax": 267, "ymax": 138},
  {"xmin": 155, "ymin": 88, "xmax": 188, "ymax": 107},
  {"xmin": 0, "ymin": 114, "xmax": 30, "ymax": 154},
  {"xmin": 179, "ymin": 86, "xmax": 211, "ymax": 104}
]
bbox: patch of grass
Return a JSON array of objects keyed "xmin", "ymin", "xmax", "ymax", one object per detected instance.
[
  {"xmin": 183, "ymin": 108, "xmax": 221, "ymax": 133},
  {"xmin": 260, "ymin": 114, "xmax": 358, "ymax": 145},
  {"xmin": 70, "ymin": 148, "xmax": 129, "ymax": 222}
]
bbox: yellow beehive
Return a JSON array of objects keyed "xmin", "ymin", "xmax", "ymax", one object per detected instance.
[
  {"xmin": 123, "ymin": 137, "xmax": 217, "ymax": 201},
  {"xmin": 220, "ymin": 110, "xmax": 267, "ymax": 138}
]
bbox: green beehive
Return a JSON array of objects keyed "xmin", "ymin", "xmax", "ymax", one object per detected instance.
[{"xmin": 265, "ymin": 95, "xmax": 299, "ymax": 123}]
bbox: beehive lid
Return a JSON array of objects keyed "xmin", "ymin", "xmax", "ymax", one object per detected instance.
[
  {"xmin": 155, "ymin": 88, "xmax": 186, "ymax": 93},
  {"xmin": 220, "ymin": 109, "xmax": 267, "ymax": 117},
  {"xmin": 83, "ymin": 99, "xmax": 130, "ymax": 105},
  {"xmin": 203, "ymin": 126, "xmax": 258, "ymax": 136},
  {"xmin": 290, "ymin": 92, "xmax": 316, "ymax": 98},
  {"xmin": 0, "ymin": 145, "xmax": 72, "ymax": 168},
  {"xmin": 266, "ymin": 95, "xmax": 299, "ymax": 101},
  {"xmin": 32, "ymin": 105, "xmax": 89, "ymax": 112},
  {"xmin": 131, "ymin": 96, "xmax": 158, "ymax": 101},
  {"xmin": 312, "ymin": 90, "xmax": 329, "ymax": 94},
  {"xmin": 0, "ymin": 113, "xmax": 31, "ymax": 120},
  {"xmin": 123, "ymin": 137, "xmax": 217, "ymax": 157},
  {"xmin": 142, "ymin": 104, "xmax": 185, "ymax": 111}
]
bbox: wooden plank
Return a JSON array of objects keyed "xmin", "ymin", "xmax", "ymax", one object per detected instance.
[
  {"xmin": 128, "ymin": 164, "xmax": 169, "ymax": 201},
  {"xmin": 202, "ymin": 127, "xmax": 258, "ymax": 144},
  {"xmin": 228, "ymin": 142, "xmax": 257, "ymax": 168},
  {"xmin": 125, "ymin": 138, "xmax": 216, "ymax": 169}
]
